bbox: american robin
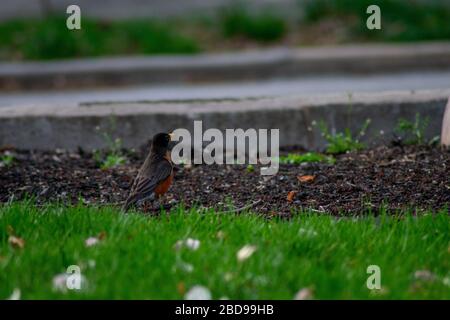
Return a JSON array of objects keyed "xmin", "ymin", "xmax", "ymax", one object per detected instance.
[{"xmin": 123, "ymin": 132, "xmax": 174, "ymax": 212}]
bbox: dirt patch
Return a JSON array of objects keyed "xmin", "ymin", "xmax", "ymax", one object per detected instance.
[{"xmin": 1, "ymin": 145, "xmax": 449, "ymax": 215}]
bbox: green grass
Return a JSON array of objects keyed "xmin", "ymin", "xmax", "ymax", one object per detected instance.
[
  {"xmin": 303, "ymin": 0, "xmax": 450, "ymax": 42},
  {"xmin": 279, "ymin": 152, "xmax": 335, "ymax": 165},
  {"xmin": 220, "ymin": 7, "xmax": 287, "ymax": 42},
  {"xmin": 0, "ymin": 17, "xmax": 199, "ymax": 60},
  {"xmin": 0, "ymin": 202, "xmax": 448, "ymax": 299}
]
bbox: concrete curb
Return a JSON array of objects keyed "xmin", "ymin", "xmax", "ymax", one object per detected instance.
[
  {"xmin": 2, "ymin": 42, "xmax": 450, "ymax": 90},
  {"xmin": 0, "ymin": 89, "xmax": 449, "ymax": 150}
]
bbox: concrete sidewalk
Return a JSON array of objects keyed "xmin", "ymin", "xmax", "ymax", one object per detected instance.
[
  {"xmin": 1, "ymin": 89, "xmax": 448, "ymax": 150},
  {"xmin": 1, "ymin": 70, "xmax": 449, "ymax": 107},
  {"xmin": 2, "ymin": 42, "xmax": 450, "ymax": 90}
]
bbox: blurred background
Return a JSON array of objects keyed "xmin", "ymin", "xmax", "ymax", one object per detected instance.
[
  {"xmin": 0, "ymin": 0, "xmax": 449, "ymax": 152},
  {"xmin": 0, "ymin": 0, "xmax": 449, "ymax": 61}
]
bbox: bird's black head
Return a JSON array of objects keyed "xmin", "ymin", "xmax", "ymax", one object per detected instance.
[{"xmin": 151, "ymin": 132, "xmax": 172, "ymax": 150}]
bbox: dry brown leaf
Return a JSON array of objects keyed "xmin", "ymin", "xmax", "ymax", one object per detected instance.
[
  {"xmin": 287, "ymin": 191, "xmax": 297, "ymax": 202},
  {"xmin": 8, "ymin": 235, "xmax": 25, "ymax": 249},
  {"xmin": 177, "ymin": 281, "xmax": 186, "ymax": 294},
  {"xmin": 297, "ymin": 175, "xmax": 315, "ymax": 183},
  {"xmin": 177, "ymin": 282, "xmax": 186, "ymax": 295},
  {"xmin": 97, "ymin": 231, "xmax": 107, "ymax": 240}
]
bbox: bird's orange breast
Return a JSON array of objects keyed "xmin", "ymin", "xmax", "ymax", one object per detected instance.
[{"xmin": 154, "ymin": 173, "xmax": 173, "ymax": 196}]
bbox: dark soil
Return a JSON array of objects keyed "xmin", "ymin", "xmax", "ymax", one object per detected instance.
[{"xmin": 1, "ymin": 145, "xmax": 449, "ymax": 216}]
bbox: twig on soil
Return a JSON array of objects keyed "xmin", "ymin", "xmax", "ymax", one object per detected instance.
[{"xmin": 217, "ymin": 199, "xmax": 262, "ymax": 214}]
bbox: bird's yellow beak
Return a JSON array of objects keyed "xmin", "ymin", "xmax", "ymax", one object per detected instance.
[{"xmin": 168, "ymin": 132, "xmax": 174, "ymax": 141}]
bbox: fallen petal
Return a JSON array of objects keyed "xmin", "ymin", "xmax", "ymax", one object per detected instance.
[
  {"xmin": 414, "ymin": 270, "xmax": 437, "ymax": 282},
  {"xmin": 52, "ymin": 273, "xmax": 69, "ymax": 292},
  {"xmin": 174, "ymin": 238, "xmax": 200, "ymax": 251},
  {"xmin": 184, "ymin": 285, "xmax": 212, "ymax": 300},
  {"xmin": 294, "ymin": 287, "xmax": 314, "ymax": 300},
  {"xmin": 85, "ymin": 237, "xmax": 100, "ymax": 247},
  {"xmin": 237, "ymin": 245, "xmax": 257, "ymax": 262},
  {"xmin": 8, "ymin": 235, "xmax": 25, "ymax": 249},
  {"xmin": 185, "ymin": 238, "xmax": 200, "ymax": 250},
  {"xmin": 7, "ymin": 288, "xmax": 21, "ymax": 300},
  {"xmin": 52, "ymin": 272, "xmax": 88, "ymax": 292}
]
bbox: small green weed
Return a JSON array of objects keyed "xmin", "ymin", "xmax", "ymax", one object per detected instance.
[
  {"xmin": 93, "ymin": 125, "xmax": 127, "ymax": 170},
  {"xmin": 279, "ymin": 152, "xmax": 335, "ymax": 164},
  {"xmin": 395, "ymin": 113, "xmax": 435, "ymax": 145},
  {"xmin": 0, "ymin": 152, "xmax": 15, "ymax": 168},
  {"xmin": 317, "ymin": 119, "xmax": 371, "ymax": 154}
]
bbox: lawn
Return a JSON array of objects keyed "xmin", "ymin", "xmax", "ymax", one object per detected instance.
[{"xmin": 0, "ymin": 202, "xmax": 448, "ymax": 299}]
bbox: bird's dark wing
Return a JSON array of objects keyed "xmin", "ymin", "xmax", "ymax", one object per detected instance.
[{"xmin": 123, "ymin": 160, "xmax": 172, "ymax": 210}]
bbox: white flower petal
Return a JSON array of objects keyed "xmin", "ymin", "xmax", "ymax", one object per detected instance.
[
  {"xmin": 174, "ymin": 238, "xmax": 200, "ymax": 251},
  {"xmin": 52, "ymin": 272, "xmax": 87, "ymax": 292},
  {"xmin": 184, "ymin": 285, "xmax": 212, "ymax": 300},
  {"xmin": 85, "ymin": 237, "xmax": 100, "ymax": 247},
  {"xmin": 237, "ymin": 245, "xmax": 257, "ymax": 262},
  {"xmin": 414, "ymin": 270, "xmax": 436, "ymax": 282},
  {"xmin": 52, "ymin": 273, "xmax": 69, "ymax": 292},
  {"xmin": 185, "ymin": 238, "xmax": 200, "ymax": 250},
  {"xmin": 7, "ymin": 288, "xmax": 21, "ymax": 300},
  {"xmin": 294, "ymin": 288, "xmax": 314, "ymax": 300}
]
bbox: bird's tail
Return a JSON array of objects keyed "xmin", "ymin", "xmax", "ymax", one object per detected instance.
[{"xmin": 122, "ymin": 196, "xmax": 136, "ymax": 212}]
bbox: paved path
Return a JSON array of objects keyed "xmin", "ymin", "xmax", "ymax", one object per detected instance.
[{"xmin": 1, "ymin": 71, "xmax": 449, "ymax": 107}]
